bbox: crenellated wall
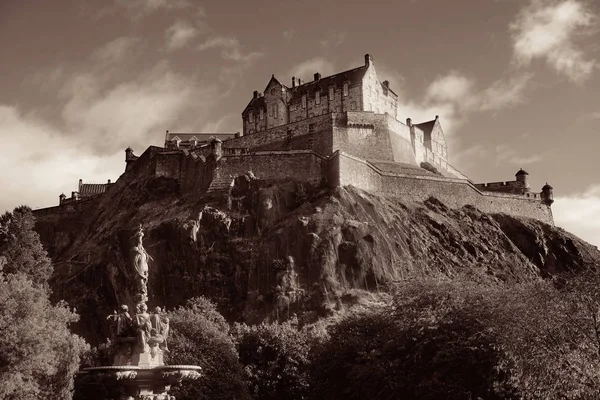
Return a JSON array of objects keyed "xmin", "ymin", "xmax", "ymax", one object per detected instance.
[{"xmin": 330, "ymin": 151, "xmax": 554, "ymax": 225}]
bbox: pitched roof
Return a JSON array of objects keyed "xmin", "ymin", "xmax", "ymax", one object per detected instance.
[
  {"xmin": 414, "ymin": 119, "xmax": 436, "ymax": 137},
  {"xmin": 287, "ymin": 65, "xmax": 368, "ymax": 103},
  {"xmin": 79, "ymin": 183, "xmax": 108, "ymax": 196},
  {"xmin": 243, "ymin": 64, "xmax": 370, "ymax": 114},
  {"xmin": 165, "ymin": 133, "xmax": 236, "ymax": 143},
  {"xmin": 242, "ymin": 96, "xmax": 265, "ymax": 115}
]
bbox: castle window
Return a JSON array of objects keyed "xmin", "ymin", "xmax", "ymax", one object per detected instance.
[
  {"xmin": 309, "ymin": 124, "xmax": 315, "ymax": 133},
  {"xmin": 315, "ymin": 90, "xmax": 320, "ymax": 105},
  {"xmin": 274, "ymin": 105, "xmax": 278, "ymax": 119},
  {"xmin": 249, "ymin": 112, "xmax": 254, "ymax": 123},
  {"xmin": 260, "ymin": 109, "xmax": 264, "ymax": 120},
  {"xmin": 302, "ymin": 94, "xmax": 307, "ymax": 109},
  {"xmin": 329, "ymin": 86, "xmax": 334, "ymax": 101},
  {"xmin": 343, "ymin": 82, "xmax": 349, "ymax": 97}
]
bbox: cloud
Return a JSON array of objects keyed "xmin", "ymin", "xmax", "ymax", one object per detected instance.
[
  {"xmin": 112, "ymin": 0, "xmax": 193, "ymax": 19},
  {"xmin": 287, "ymin": 57, "xmax": 336, "ymax": 82},
  {"xmin": 391, "ymin": 69, "xmax": 532, "ymax": 136},
  {"xmin": 510, "ymin": 0, "xmax": 597, "ymax": 83},
  {"xmin": 426, "ymin": 72, "xmax": 475, "ymax": 101},
  {"xmin": 91, "ymin": 36, "xmax": 142, "ymax": 64},
  {"xmin": 197, "ymin": 36, "xmax": 264, "ymax": 62},
  {"xmin": 320, "ymin": 30, "xmax": 347, "ymax": 47},
  {"xmin": 553, "ymin": 184, "xmax": 600, "ymax": 248},
  {"xmin": 0, "ymin": 106, "xmax": 125, "ymax": 213},
  {"xmin": 282, "ymin": 29, "xmax": 294, "ymax": 42},
  {"xmin": 165, "ymin": 20, "xmax": 199, "ymax": 50},
  {"xmin": 494, "ymin": 144, "xmax": 546, "ymax": 165},
  {"xmin": 577, "ymin": 110, "xmax": 600, "ymax": 123}
]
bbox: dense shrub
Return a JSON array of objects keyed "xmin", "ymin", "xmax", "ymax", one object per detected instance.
[
  {"xmin": 166, "ymin": 297, "xmax": 251, "ymax": 400},
  {"xmin": 233, "ymin": 319, "xmax": 315, "ymax": 400}
]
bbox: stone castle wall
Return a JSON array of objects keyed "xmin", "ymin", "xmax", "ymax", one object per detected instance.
[
  {"xmin": 225, "ymin": 114, "xmax": 334, "ymax": 155},
  {"xmin": 330, "ymin": 151, "xmax": 554, "ymax": 225}
]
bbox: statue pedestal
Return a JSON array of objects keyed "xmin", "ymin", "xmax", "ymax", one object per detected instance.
[{"xmin": 75, "ymin": 365, "xmax": 202, "ymax": 400}]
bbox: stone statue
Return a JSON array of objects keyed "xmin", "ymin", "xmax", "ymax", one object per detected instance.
[
  {"xmin": 132, "ymin": 224, "xmax": 153, "ymax": 295},
  {"xmin": 135, "ymin": 303, "xmax": 152, "ymax": 353},
  {"xmin": 107, "ymin": 304, "xmax": 133, "ymax": 338},
  {"xmin": 150, "ymin": 306, "xmax": 170, "ymax": 352},
  {"xmin": 161, "ymin": 315, "xmax": 170, "ymax": 352}
]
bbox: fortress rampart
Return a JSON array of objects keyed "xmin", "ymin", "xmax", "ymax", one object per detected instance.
[{"xmin": 330, "ymin": 151, "xmax": 554, "ymax": 224}]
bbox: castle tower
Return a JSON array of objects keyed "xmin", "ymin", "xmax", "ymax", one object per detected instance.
[
  {"xmin": 515, "ymin": 169, "xmax": 530, "ymax": 194},
  {"xmin": 541, "ymin": 183, "xmax": 554, "ymax": 205}
]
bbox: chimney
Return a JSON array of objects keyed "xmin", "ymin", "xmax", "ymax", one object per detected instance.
[
  {"xmin": 253, "ymin": 90, "xmax": 258, "ymax": 100},
  {"xmin": 107, "ymin": 179, "xmax": 111, "ymax": 184},
  {"xmin": 71, "ymin": 191, "xmax": 77, "ymax": 199},
  {"xmin": 383, "ymin": 80, "xmax": 389, "ymax": 88},
  {"xmin": 234, "ymin": 132, "xmax": 241, "ymax": 138},
  {"xmin": 314, "ymin": 72, "xmax": 321, "ymax": 81},
  {"xmin": 292, "ymin": 77, "xmax": 296, "ymax": 88},
  {"xmin": 298, "ymin": 78, "xmax": 303, "ymax": 85},
  {"xmin": 78, "ymin": 179, "xmax": 82, "ymax": 191},
  {"xmin": 406, "ymin": 118, "xmax": 412, "ymax": 127},
  {"xmin": 435, "ymin": 115, "xmax": 439, "ymax": 120},
  {"xmin": 365, "ymin": 53, "xmax": 373, "ymax": 66}
]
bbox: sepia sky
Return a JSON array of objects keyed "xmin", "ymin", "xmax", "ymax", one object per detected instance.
[{"xmin": 1, "ymin": 0, "xmax": 599, "ymax": 247}]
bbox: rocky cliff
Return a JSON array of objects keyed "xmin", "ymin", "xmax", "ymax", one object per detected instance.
[{"xmin": 34, "ymin": 172, "xmax": 600, "ymax": 345}]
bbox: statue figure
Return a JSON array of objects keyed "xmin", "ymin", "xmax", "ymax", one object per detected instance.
[
  {"xmin": 132, "ymin": 224, "xmax": 153, "ymax": 295},
  {"xmin": 107, "ymin": 304, "xmax": 133, "ymax": 338},
  {"xmin": 149, "ymin": 306, "xmax": 170, "ymax": 352},
  {"xmin": 161, "ymin": 315, "xmax": 170, "ymax": 352},
  {"xmin": 135, "ymin": 303, "xmax": 152, "ymax": 353}
]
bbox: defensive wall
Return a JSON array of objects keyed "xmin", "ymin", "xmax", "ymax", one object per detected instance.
[
  {"xmin": 34, "ymin": 136, "xmax": 553, "ymax": 226},
  {"xmin": 329, "ymin": 151, "xmax": 554, "ymax": 225}
]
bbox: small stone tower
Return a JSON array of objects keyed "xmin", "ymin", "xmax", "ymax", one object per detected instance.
[
  {"xmin": 541, "ymin": 183, "xmax": 554, "ymax": 205},
  {"xmin": 515, "ymin": 168, "xmax": 530, "ymax": 194},
  {"xmin": 211, "ymin": 137, "xmax": 223, "ymax": 161},
  {"xmin": 125, "ymin": 147, "xmax": 136, "ymax": 171}
]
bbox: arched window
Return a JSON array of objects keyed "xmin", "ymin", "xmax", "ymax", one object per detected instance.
[
  {"xmin": 315, "ymin": 90, "xmax": 321, "ymax": 105},
  {"xmin": 329, "ymin": 86, "xmax": 334, "ymax": 101}
]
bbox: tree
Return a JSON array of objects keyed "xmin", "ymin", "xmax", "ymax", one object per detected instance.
[
  {"xmin": 0, "ymin": 271, "xmax": 88, "ymax": 400},
  {"xmin": 0, "ymin": 206, "xmax": 53, "ymax": 285},
  {"xmin": 165, "ymin": 297, "xmax": 251, "ymax": 400},
  {"xmin": 233, "ymin": 319, "xmax": 313, "ymax": 400}
]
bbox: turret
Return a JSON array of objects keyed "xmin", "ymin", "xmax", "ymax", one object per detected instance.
[
  {"xmin": 541, "ymin": 183, "xmax": 554, "ymax": 205},
  {"xmin": 515, "ymin": 168, "xmax": 530, "ymax": 193},
  {"xmin": 125, "ymin": 147, "xmax": 137, "ymax": 172},
  {"xmin": 211, "ymin": 137, "xmax": 222, "ymax": 161}
]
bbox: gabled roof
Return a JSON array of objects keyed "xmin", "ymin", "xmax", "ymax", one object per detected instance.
[
  {"xmin": 414, "ymin": 116, "xmax": 440, "ymax": 138},
  {"xmin": 242, "ymin": 96, "xmax": 265, "ymax": 115},
  {"xmin": 287, "ymin": 65, "xmax": 368, "ymax": 103}
]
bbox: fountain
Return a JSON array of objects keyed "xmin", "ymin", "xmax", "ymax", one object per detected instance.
[{"xmin": 75, "ymin": 225, "xmax": 202, "ymax": 400}]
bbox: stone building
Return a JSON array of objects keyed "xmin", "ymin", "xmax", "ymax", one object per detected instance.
[{"xmin": 47, "ymin": 53, "xmax": 555, "ymax": 225}]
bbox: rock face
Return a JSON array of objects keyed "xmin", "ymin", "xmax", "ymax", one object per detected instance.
[{"xmin": 34, "ymin": 173, "xmax": 600, "ymax": 345}]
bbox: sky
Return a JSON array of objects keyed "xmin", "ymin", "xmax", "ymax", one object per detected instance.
[{"xmin": 0, "ymin": 0, "xmax": 599, "ymax": 247}]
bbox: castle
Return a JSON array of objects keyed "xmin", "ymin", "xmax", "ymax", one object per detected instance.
[{"xmin": 46, "ymin": 54, "xmax": 555, "ymax": 225}]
